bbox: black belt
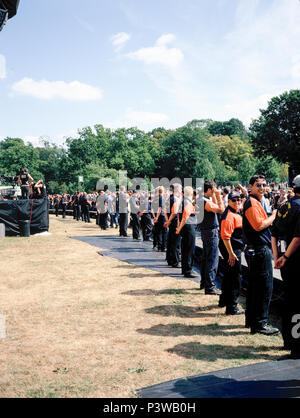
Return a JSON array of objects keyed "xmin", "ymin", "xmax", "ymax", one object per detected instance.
[{"xmin": 246, "ymin": 244, "xmax": 270, "ymax": 249}]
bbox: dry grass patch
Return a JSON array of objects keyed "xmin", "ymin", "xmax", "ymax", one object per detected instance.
[{"xmin": 0, "ymin": 215, "xmax": 285, "ymax": 398}]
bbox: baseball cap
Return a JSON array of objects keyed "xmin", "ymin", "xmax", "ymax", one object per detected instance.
[
  {"xmin": 228, "ymin": 191, "xmax": 241, "ymax": 200},
  {"xmin": 292, "ymin": 175, "xmax": 300, "ymax": 188}
]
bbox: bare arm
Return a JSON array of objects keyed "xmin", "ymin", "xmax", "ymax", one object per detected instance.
[{"xmin": 275, "ymin": 237, "xmax": 300, "ymax": 269}]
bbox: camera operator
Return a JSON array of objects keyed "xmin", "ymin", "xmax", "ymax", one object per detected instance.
[
  {"xmin": 31, "ymin": 179, "xmax": 46, "ymax": 199},
  {"xmin": 17, "ymin": 168, "xmax": 34, "ymax": 200}
]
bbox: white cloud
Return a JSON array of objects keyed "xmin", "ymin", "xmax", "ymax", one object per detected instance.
[
  {"xmin": 106, "ymin": 108, "xmax": 168, "ymax": 130},
  {"xmin": 11, "ymin": 78, "xmax": 103, "ymax": 101},
  {"xmin": 127, "ymin": 34, "xmax": 183, "ymax": 68},
  {"xmin": 125, "ymin": 108, "xmax": 168, "ymax": 126},
  {"xmin": 24, "ymin": 129, "xmax": 79, "ymax": 147},
  {"xmin": 111, "ymin": 32, "xmax": 131, "ymax": 51},
  {"xmin": 156, "ymin": 34, "xmax": 176, "ymax": 46},
  {"xmin": 0, "ymin": 55, "xmax": 6, "ymax": 79}
]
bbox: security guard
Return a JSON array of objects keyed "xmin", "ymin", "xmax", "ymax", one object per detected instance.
[
  {"xmin": 152, "ymin": 186, "xmax": 167, "ymax": 251},
  {"xmin": 139, "ymin": 191, "xmax": 153, "ymax": 241},
  {"xmin": 243, "ymin": 174, "xmax": 279, "ymax": 335},
  {"xmin": 271, "ymin": 174, "xmax": 300, "ymax": 358},
  {"xmin": 119, "ymin": 186, "xmax": 129, "ymax": 237},
  {"xmin": 176, "ymin": 186, "xmax": 198, "ymax": 278},
  {"xmin": 129, "ymin": 190, "xmax": 141, "ymax": 240},
  {"xmin": 219, "ymin": 191, "xmax": 245, "ymax": 315},
  {"xmin": 165, "ymin": 184, "xmax": 182, "ymax": 267}
]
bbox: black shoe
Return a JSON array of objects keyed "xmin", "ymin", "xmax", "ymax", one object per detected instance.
[
  {"xmin": 290, "ymin": 350, "xmax": 300, "ymax": 359},
  {"xmin": 205, "ymin": 287, "xmax": 221, "ymax": 295},
  {"xmin": 250, "ymin": 325, "xmax": 280, "ymax": 335},
  {"xmin": 218, "ymin": 297, "xmax": 226, "ymax": 307},
  {"xmin": 225, "ymin": 309, "xmax": 245, "ymax": 316},
  {"xmin": 184, "ymin": 273, "xmax": 199, "ymax": 278},
  {"xmin": 199, "ymin": 282, "xmax": 205, "ymax": 290},
  {"xmin": 171, "ymin": 264, "xmax": 180, "ymax": 268}
]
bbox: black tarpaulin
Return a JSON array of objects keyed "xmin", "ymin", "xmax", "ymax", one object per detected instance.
[
  {"xmin": 0, "ymin": 198, "xmax": 49, "ymax": 236},
  {"xmin": 0, "ymin": 0, "xmax": 20, "ymax": 19}
]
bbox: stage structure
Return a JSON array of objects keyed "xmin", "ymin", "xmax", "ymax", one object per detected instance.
[
  {"xmin": 0, "ymin": 198, "xmax": 49, "ymax": 236},
  {"xmin": 0, "ymin": 0, "xmax": 20, "ymax": 31}
]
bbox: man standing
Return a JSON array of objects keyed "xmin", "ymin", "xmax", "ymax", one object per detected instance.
[
  {"xmin": 81, "ymin": 192, "xmax": 91, "ymax": 223},
  {"xmin": 18, "ymin": 168, "xmax": 34, "ymax": 200},
  {"xmin": 152, "ymin": 186, "xmax": 167, "ymax": 252},
  {"xmin": 139, "ymin": 191, "xmax": 153, "ymax": 241},
  {"xmin": 176, "ymin": 186, "xmax": 198, "ymax": 278},
  {"xmin": 165, "ymin": 184, "xmax": 182, "ymax": 267},
  {"xmin": 271, "ymin": 174, "xmax": 300, "ymax": 357},
  {"xmin": 219, "ymin": 191, "xmax": 245, "ymax": 315},
  {"xmin": 61, "ymin": 194, "xmax": 68, "ymax": 219},
  {"xmin": 198, "ymin": 181, "xmax": 224, "ymax": 295},
  {"xmin": 129, "ymin": 190, "xmax": 141, "ymax": 240},
  {"xmin": 243, "ymin": 174, "xmax": 279, "ymax": 335},
  {"xmin": 119, "ymin": 186, "xmax": 129, "ymax": 237}
]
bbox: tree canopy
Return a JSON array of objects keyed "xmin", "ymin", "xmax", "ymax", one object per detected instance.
[
  {"xmin": 1, "ymin": 106, "xmax": 291, "ymax": 192},
  {"xmin": 250, "ymin": 90, "xmax": 300, "ymax": 165}
]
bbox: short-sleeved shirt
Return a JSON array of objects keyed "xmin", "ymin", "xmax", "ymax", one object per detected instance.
[
  {"xmin": 243, "ymin": 195, "xmax": 271, "ymax": 246},
  {"xmin": 220, "ymin": 206, "xmax": 244, "ymax": 250}
]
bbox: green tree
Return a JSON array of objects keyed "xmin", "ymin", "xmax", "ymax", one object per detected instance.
[
  {"xmin": 255, "ymin": 156, "xmax": 287, "ymax": 183},
  {"xmin": 250, "ymin": 89, "xmax": 300, "ymax": 165},
  {"xmin": 158, "ymin": 126, "xmax": 227, "ymax": 182},
  {"xmin": 208, "ymin": 118, "xmax": 248, "ymax": 139},
  {"xmin": 0, "ymin": 137, "xmax": 40, "ymax": 178}
]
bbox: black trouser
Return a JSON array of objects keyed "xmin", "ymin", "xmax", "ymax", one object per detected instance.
[
  {"xmin": 219, "ymin": 244, "xmax": 242, "ymax": 312},
  {"xmin": 21, "ymin": 186, "xmax": 30, "ymax": 199},
  {"xmin": 55, "ymin": 206, "xmax": 59, "ymax": 217},
  {"xmin": 180, "ymin": 224, "xmax": 196, "ymax": 275},
  {"xmin": 141, "ymin": 213, "xmax": 152, "ymax": 241},
  {"xmin": 131, "ymin": 214, "xmax": 140, "ymax": 239},
  {"xmin": 62, "ymin": 205, "xmax": 66, "ymax": 218},
  {"xmin": 245, "ymin": 245, "xmax": 273, "ymax": 331},
  {"xmin": 166, "ymin": 224, "xmax": 181, "ymax": 266},
  {"xmin": 99, "ymin": 212, "xmax": 108, "ymax": 229},
  {"xmin": 82, "ymin": 205, "xmax": 90, "ymax": 222},
  {"xmin": 200, "ymin": 228, "xmax": 219, "ymax": 291},
  {"xmin": 280, "ymin": 254, "xmax": 300, "ymax": 354},
  {"xmin": 74, "ymin": 204, "xmax": 81, "ymax": 221},
  {"xmin": 119, "ymin": 213, "xmax": 128, "ymax": 236},
  {"xmin": 156, "ymin": 218, "xmax": 167, "ymax": 250}
]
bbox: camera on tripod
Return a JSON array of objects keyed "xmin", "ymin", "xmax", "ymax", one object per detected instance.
[
  {"xmin": 0, "ymin": 175, "xmax": 19, "ymax": 185},
  {"xmin": 0, "ymin": 174, "xmax": 21, "ymax": 199}
]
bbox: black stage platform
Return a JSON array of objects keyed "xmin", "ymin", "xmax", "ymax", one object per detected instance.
[
  {"xmin": 71, "ymin": 233, "xmax": 282, "ymax": 292},
  {"xmin": 71, "ymin": 234, "xmax": 195, "ymax": 282},
  {"xmin": 0, "ymin": 199, "xmax": 49, "ymax": 236},
  {"xmin": 138, "ymin": 359, "xmax": 300, "ymax": 398}
]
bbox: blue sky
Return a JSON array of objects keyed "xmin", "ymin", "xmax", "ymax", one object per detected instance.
[{"xmin": 1, "ymin": 0, "xmax": 300, "ymax": 146}]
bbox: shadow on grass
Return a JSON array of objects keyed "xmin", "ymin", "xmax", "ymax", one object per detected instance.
[
  {"xmin": 137, "ymin": 322, "xmax": 246, "ymax": 337},
  {"xmin": 166, "ymin": 342, "xmax": 282, "ymax": 362},
  {"xmin": 122, "ymin": 288, "xmax": 209, "ymax": 297},
  {"xmin": 144, "ymin": 305, "xmax": 226, "ymax": 318}
]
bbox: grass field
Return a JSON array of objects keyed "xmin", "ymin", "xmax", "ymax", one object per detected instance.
[{"xmin": 0, "ymin": 215, "xmax": 286, "ymax": 398}]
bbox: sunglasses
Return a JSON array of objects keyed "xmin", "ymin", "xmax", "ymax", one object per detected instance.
[
  {"xmin": 254, "ymin": 183, "xmax": 267, "ymax": 188},
  {"xmin": 230, "ymin": 198, "xmax": 241, "ymax": 202}
]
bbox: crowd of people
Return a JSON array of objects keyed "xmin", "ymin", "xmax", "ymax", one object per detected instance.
[{"xmin": 21, "ymin": 166, "xmax": 300, "ymax": 360}]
